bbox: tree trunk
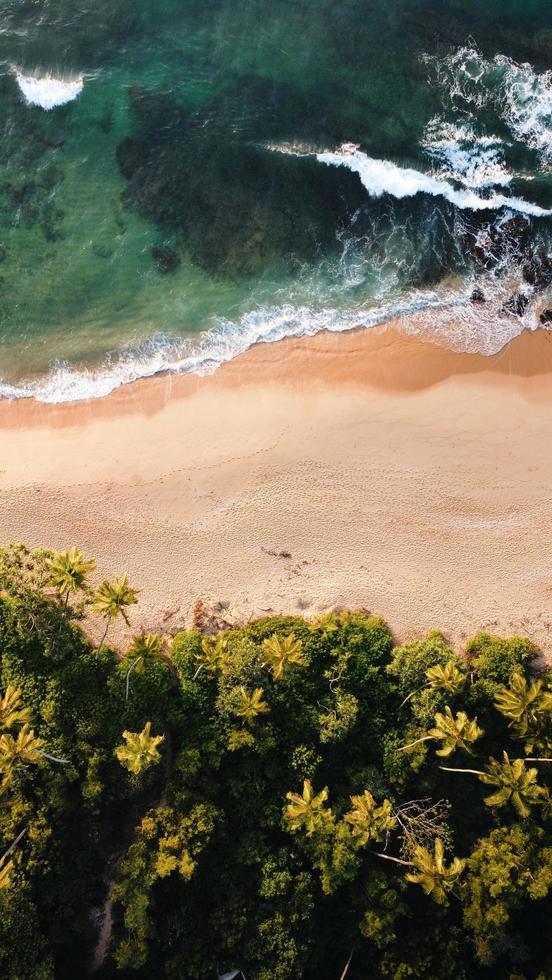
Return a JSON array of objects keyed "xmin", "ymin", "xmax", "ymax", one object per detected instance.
[
  {"xmin": 373, "ymin": 851, "xmax": 413, "ymax": 867},
  {"xmin": 96, "ymin": 619, "xmax": 110, "ymax": 660},
  {"xmin": 439, "ymin": 766, "xmax": 484, "ymax": 775},
  {"xmin": 398, "ymin": 735, "xmax": 434, "ymax": 752}
]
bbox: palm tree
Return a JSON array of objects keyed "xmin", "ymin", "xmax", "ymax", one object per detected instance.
[
  {"xmin": 425, "ymin": 661, "xmax": 465, "ymax": 695},
  {"xmin": 0, "ymin": 725, "xmax": 69, "ymax": 788},
  {"xmin": 121, "ymin": 633, "xmax": 168, "ymax": 701},
  {"xmin": 405, "ymin": 839, "xmax": 465, "ymax": 904},
  {"xmin": 440, "ymin": 751, "xmax": 546, "ymax": 818},
  {"xmin": 46, "ymin": 547, "xmax": 96, "ymax": 614},
  {"xmin": 262, "ymin": 633, "xmax": 306, "ymax": 681},
  {"xmin": 193, "ymin": 635, "xmax": 229, "ymax": 680},
  {"xmin": 286, "ymin": 779, "xmax": 331, "ymax": 836},
  {"xmin": 232, "ymin": 687, "xmax": 270, "ymax": 725},
  {"xmin": 93, "ymin": 575, "xmax": 139, "ymax": 657},
  {"xmin": 115, "ymin": 722, "xmax": 164, "ymax": 775},
  {"xmin": 344, "ymin": 790, "xmax": 396, "ymax": 846},
  {"xmin": 399, "ymin": 707, "xmax": 483, "ymax": 757},
  {"xmin": 0, "ymin": 686, "xmax": 31, "ymax": 731},
  {"xmin": 494, "ymin": 673, "xmax": 546, "ymax": 736}
]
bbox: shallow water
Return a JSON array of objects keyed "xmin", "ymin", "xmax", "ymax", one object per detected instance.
[{"xmin": 0, "ymin": 0, "xmax": 551, "ymax": 400}]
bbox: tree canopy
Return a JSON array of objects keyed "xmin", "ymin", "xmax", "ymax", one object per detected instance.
[{"xmin": 0, "ymin": 544, "xmax": 550, "ymax": 979}]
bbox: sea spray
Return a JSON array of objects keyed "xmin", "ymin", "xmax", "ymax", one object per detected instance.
[
  {"xmin": 13, "ymin": 69, "xmax": 84, "ymax": 109},
  {"xmin": 315, "ymin": 145, "xmax": 551, "ymax": 218}
]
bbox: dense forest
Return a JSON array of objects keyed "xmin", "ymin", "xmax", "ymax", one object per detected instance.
[{"xmin": 0, "ymin": 545, "xmax": 551, "ymax": 979}]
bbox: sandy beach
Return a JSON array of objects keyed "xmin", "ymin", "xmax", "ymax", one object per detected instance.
[{"xmin": 0, "ymin": 323, "xmax": 551, "ymax": 653}]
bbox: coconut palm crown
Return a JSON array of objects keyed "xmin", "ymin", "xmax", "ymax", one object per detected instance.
[
  {"xmin": 0, "ymin": 686, "xmax": 31, "ymax": 732},
  {"xmin": 286, "ymin": 780, "xmax": 332, "ymax": 836},
  {"xmin": 425, "ymin": 661, "xmax": 465, "ymax": 695},
  {"xmin": 0, "ymin": 725, "xmax": 45, "ymax": 787},
  {"xmin": 406, "ymin": 838, "xmax": 465, "ymax": 904},
  {"xmin": 344, "ymin": 790, "xmax": 396, "ymax": 846},
  {"xmin": 429, "ymin": 707, "xmax": 483, "ymax": 757},
  {"xmin": 46, "ymin": 547, "xmax": 96, "ymax": 601},
  {"xmin": 115, "ymin": 722, "xmax": 164, "ymax": 775},
  {"xmin": 232, "ymin": 687, "xmax": 270, "ymax": 725},
  {"xmin": 494, "ymin": 673, "xmax": 549, "ymax": 737},
  {"xmin": 94, "ymin": 575, "xmax": 139, "ymax": 626},
  {"xmin": 262, "ymin": 632, "xmax": 306, "ymax": 681},
  {"xmin": 121, "ymin": 633, "xmax": 168, "ymax": 700},
  {"xmin": 480, "ymin": 752, "xmax": 546, "ymax": 818},
  {"xmin": 399, "ymin": 706, "xmax": 483, "ymax": 757}
]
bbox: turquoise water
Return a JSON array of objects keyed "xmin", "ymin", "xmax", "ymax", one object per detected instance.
[{"xmin": 0, "ymin": 0, "xmax": 551, "ymax": 399}]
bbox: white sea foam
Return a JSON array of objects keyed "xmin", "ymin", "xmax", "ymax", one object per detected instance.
[
  {"xmin": 0, "ymin": 280, "xmax": 540, "ymax": 403},
  {"xmin": 425, "ymin": 47, "xmax": 552, "ymax": 165},
  {"xmin": 14, "ymin": 69, "xmax": 84, "ymax": 109},
  {"xmin": 421, "ymin": 120, "xmax": 511, "ymax": 189},
  {"xmin": 315, "ymin": 143, "xmax": 550, "ymax": 217}
]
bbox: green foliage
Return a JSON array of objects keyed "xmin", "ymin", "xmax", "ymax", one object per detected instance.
[
  {"xmin": 467, "ymin": 632, "xmax": 536, "ymax": 690},
  {"xmin": 428, "ymin": 707, "xmax": 484, "ymax": 757},
  {"xmin": 286, "ymin": 780, "xmax": 332, "ymax": 836},
  {"xmin": 0, "ymin": 545, "xmax": 550, "ymax": 979},
  {"xmin": 46, "ymin": 547, "xmax": 96, "ymax": 601},
  {"xmin": 405, "ymin": 838, "xmax": 465, "ymax": 905},
  {"xmin": 115, "ymin": 721, "xmax": 164, "ymax": 774},
  {"xmin": 480, "ymin": 753, "xmax": 547, "ymax": 818},
  {"xmin": 262, "ymin": 632, "xmax": 307, "ymax": 680},
  {"xmin": 388, "ymin": 631, "xmax": 465, "ymax": 724},
  {"xmin": 344, "ymin": 790, "xmax": 396, "ymax": 845},
  {"xmin": 463, "ymin": 825, "xmax": 552, "ymax": 963}
]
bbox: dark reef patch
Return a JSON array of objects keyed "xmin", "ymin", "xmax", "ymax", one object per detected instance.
[{"xmin": 116, "ymin": 80, "xmax": 366, "ymax": 277}]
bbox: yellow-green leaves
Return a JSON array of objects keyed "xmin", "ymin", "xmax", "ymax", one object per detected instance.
[
  {"xmin": 0, "ymin": 686, "xmax": 31, "ymax": 731},
  {"xmin": 494, "ymin": 673, "xmax": 551, "ymax": 748},
  {"xmin": 115, "ymin": 722, "xmax": 164, "ymax": 775},
  {"xmin": 344, "ymin": 790, "xmax": 396, "ymax": 846},
  {"xmin": 93, "ymin": 575, "xmax": 139, "ymax": 625},
  {"xmin": 262, "ymin": 632, "xmax": 306, "ymax": 681},
  {"xmin": 428, "ymin": 707, "xmax": 483, "ymax": 757},
  {"xmin": 232, "ymin": 687, "xmax": 270, "ymax": 725},
  {"xmin": 406, "ymin": 839, "xmax": 465, "ymax": 904},
  {"xmin": 0, "ymin": 725, "xmax": 45, "ymax": 788},
  {"xmin": 47, "ymin": 547, "xmax": 96, "ymax": 598},
  {"xmin": 399, "ymin": 706, "xmax": 483, "ymax": 757},
  {"xmin": 0, "ymin": 855, "xmax": 14, "ymax": 890},
  {"xmin": 479, "ymin": 752, "xmax": 546, "ymax": 818},
  {"xmin": 426, "ymin": 661, "xmax": 465, "ymax": 695},
  {"xmin": 286, "ymin": 780, "xmax": 331, "ymax": 836},
  {"xmin": 193, "ymin": 635, "xmax": 229, "ymax": 677},
  {"xmin": 123, "ymin": 633, "xmax": 166, "ymax": 671},
  {"xmin": 122, "ymin": 633, "xmax": 168, "ymax": 700}
]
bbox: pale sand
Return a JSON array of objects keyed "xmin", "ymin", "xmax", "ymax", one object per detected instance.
[{"xmin": 0, "ymin": 323, "xmax": 551, "ymax": 653}]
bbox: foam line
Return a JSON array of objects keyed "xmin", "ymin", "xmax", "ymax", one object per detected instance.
[{"xmin": 316, "ymin": 144, "xmax": 551, "ymax": 218}]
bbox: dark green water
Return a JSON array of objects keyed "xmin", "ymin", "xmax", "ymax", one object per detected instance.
[{"xmin": 0, "ymin": 0, "xmax": 551, "ymax": 399}]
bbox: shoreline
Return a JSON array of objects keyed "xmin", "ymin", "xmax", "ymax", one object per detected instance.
[
  {"xmin": 0, "ymin": 323, "xmax": 551, "ymax": 654},
  {"xmin": 1, "ymin": 320, "xmax": 552, "ymax": 430}
]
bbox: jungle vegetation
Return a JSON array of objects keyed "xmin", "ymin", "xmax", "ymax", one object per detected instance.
[{"xmin": 0, "ymin": 544, "xmax": 551, "ymax": 979}]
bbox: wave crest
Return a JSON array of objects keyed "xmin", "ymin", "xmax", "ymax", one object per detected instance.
[
  {"xmin": 315, "ymin": 144, "xmax": 550, "ymax": 217},
  {"xmin": 13, "ymin": 69, "xmax": 84, "ymax": 109}
]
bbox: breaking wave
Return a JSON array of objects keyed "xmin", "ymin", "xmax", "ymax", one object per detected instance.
[
  {"xmin": 421, "ymin": 120, "xmax": 511, "ymax": 189},
  {"xmin": 315, "ymin": 144, "xmax": 551, "ymax": 217},
  {"xmin": 13, "ymin": 69, "xmax": 84, "ymax": 109}
]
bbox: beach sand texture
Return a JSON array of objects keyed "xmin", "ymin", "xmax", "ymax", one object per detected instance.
[{"xmin": 0, "ymin": 323, "xmax": 551, "ymax": 653}]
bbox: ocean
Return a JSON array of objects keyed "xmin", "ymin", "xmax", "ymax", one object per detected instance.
[{"xmin": 0, "ymin": 0, "xmax": 551, "ymax": 401}]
